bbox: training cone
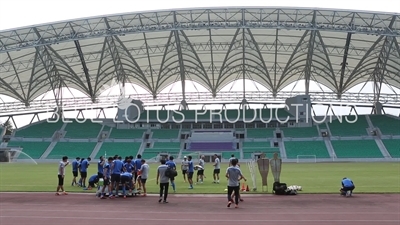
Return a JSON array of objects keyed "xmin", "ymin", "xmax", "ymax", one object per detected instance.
[
  {"xmin": 246, "ymin": 185, "xmax": 250, "ymax": 192},
  {"xmin": 241, "ymin": 183, "xmax": 245, "ymax": 191}
]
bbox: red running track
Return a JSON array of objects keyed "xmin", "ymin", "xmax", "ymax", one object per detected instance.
[{"xmin": 0, "ymin": 193, "xmax": 399, "ymax": 225}]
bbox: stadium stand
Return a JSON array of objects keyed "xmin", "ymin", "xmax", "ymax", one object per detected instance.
[
  {"xmin": 331, "ymin": 140, "xmax": 384, "ymax": 158},
  {"xmin": 96, "ymin": 142, "xmax": 142, "ymax": 158},
  {"xmin": 63, "ymin": 121, "xmax": 103, "ymax": 138},
  {"xmin": 369, "ymin": 115, "xmax": 400, "ymax": 135},
  {"xmin": 279, "ymin": 126, "xmax": 319, "ymax": 138},
  {"xmin": 328, "ymin": 115, "xmax": 369, "ymax": 136},
  {"xmin": 47, "ymin": 142, "xmax": 96, "ymax": 159},
  {"xmin": 246, "ymin": 128, "xmax": 275, "ymax": 138},
  {"xmin": 14, "ymin": 121, "xmax": 63, "ymax": 138},
  {"xmin": 222, "ymin": 151, "xmax": 241, "ymax": 159},
  {"xmin": 151, "ymin": 129, "xmax": 180, "ymax": 139},
  {"xmin": 149, "ymin": 142, "xmax": 181, "ymax": 156},
  {"xmin": 381, "ymin": 139, "xmax": 400, "ymax": 158},
  {"xmin": 7, "ymin": 141, "xmax": 51, "ymax": 159},
  {"xmin": 284, "ymin": 141, "xmax": 330, "ymax": 159},
  {"xmin": 108, "ymin": 128, "xmax": 146, "ymax": 139}
]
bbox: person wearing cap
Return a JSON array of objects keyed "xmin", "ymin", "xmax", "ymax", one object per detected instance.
[
  {"xmin": 181, "ymin": 156, "xmax": 189, "ymax": 183},
  {"xmin": 340, "ymin": 177, "xmax": 355, "ymax": 197}
]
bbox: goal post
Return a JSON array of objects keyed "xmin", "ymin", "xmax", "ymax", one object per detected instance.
[{"xmin": 296, "ymin": 155, "xmax": 317, "ymax": 163}]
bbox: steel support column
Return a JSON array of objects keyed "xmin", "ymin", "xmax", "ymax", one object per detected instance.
[
  {"xmin": 304, "ymin": 11, "xmax": 317, "ymax": 95},
  {"xmin": 74, "ymin": 40, "xmax": 94, "ymax": 101}
]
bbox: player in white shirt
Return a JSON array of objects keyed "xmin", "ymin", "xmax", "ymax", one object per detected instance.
[
  {"xmin": 181, "ymin": 156, "xmax": 189, "ymax": 182},
  {"xmin": 228, "ymin": 154, "xmax": 236, "ymax": 166},
  {"xmin": 213, "ymin": 154, "xmax": 221, "ymax": 184},
  {"xmin": 196, "ymin": 155, "xmax": 205, "ymax": 184},
  {"xmin": 56, "ymin": 156, "xmax": 69, "ymax": 196}
]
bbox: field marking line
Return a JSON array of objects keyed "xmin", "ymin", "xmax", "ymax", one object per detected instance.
[
  {"xmin": 0, "ymin": 215, "xmax": 398, "ymax": 222},
  {"xmin": 1, "ymin": 208, "xmax": 397, "ymax": 215}
]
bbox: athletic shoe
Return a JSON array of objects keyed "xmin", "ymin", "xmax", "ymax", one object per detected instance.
[
  {"xmin": 55, "ymin": 192, "xmax": 60, "ymax": 196},
  {"xmin": 100, "ymin": 196, "xmax": 106, "ymax": 199},
  {"xmin": 109, "ymin": 196, "xmax": 115, "ymax": 199},
  {"xmin": 163, "ymin": 201, "xmax": 168, "ymax": 204},
  {"xmin": 240, "ymin": 199, "xmax": 244, "ymax": 202},
  {"xmin": 346, "ymin": 190, "xmax": 351, "ymax": 197},
  {"xmin": 158, "ymin": 198, "xmax": 162, "ymax": 203},
  {"xmin": 227, "ymin": 201, "xmax": 232, "ymax": 207},
  {"xmin": 62, "ymin": 192, "xmax": 68, "ymax": 195},
  {"xmin": 235, "ymin": 204, "xmax": 239, "ymax": 208},
  {"xmin": 123, "ymin": 195, "xmax": 127, "ymax": 199}
]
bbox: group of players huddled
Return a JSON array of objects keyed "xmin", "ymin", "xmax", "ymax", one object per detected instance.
[{"xmin": 56, "ymin": 153, "xmax": 247, "ymax": 207}]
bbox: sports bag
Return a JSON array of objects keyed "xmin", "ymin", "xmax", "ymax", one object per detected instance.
[
  {"xmin": 273, "ymin": 182, "xmax": 288, "ymax": 195},
  {"xmin": 165, "ymin": 167, "xmax": 177, "ymax": 179}
]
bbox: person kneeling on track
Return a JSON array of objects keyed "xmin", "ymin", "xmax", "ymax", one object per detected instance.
[
  {"xmin": 340, "ymin": 177, "xmax": 355, "ymax": 197},
  {"xmin": 85, "ymin": 174, "xmax": 99, "ymax": 190},
  {"xmin": 120, "ymin": 171, "xmax": 134, "ymax": 198}
]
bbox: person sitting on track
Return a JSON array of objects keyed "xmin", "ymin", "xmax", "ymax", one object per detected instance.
[
  {"xmin": 340, "ymin": 177, "xmax": 355, "ymax": 197},
  {"xmin": 85, "ymin": 174, "xmax": 99, "ymax": 190},
  {"xmin": 120, "ymin": 171, "xmax": 134, "ymax": 198}
]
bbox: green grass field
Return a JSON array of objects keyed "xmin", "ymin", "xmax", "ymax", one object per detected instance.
[{"xmin": 0, "ymin": 162, "xmax": 399, "ymax": 194}]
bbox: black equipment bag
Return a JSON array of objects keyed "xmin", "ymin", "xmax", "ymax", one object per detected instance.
[{"xmin": 273, "ymin": 182, "xmax": 288, "ymax": 195}]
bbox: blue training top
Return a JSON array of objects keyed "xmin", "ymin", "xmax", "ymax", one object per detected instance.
[
  {"xmin": 80, "ymin": 159, "xmax": 89, "ymax": 172},
  {"xmin": 121, "ymin": 172, "xmax": 133, "ymax": 178},
  {"xmin": 112, "ymin": 160, "xmax": 123, "ymax": 175},
  {"xmin": 166, "ymin": 160, "xmax": 176, "ymax": 169},
  {"xmin": 342, "ymin": 178, "xmax": 354, "ymax": 187},
  {"xmin": 188, "ymin": 161, "xmax": 194, "ymax": 172},
  {"xmin": 88, "ymin": 174, "xmax": 98, "ymax": 183},
  {"xmin": 97, "ymin": 160, "xmax": 104, "ymax": 174},
  {"xmin": 72, "ymin": 160, "xmax": 79, "ymax": 172}
]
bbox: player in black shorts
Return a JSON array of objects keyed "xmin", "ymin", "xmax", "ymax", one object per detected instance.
[{"xmin": 56, "ymin": 156, "xmax": 69, "ymax": 196}]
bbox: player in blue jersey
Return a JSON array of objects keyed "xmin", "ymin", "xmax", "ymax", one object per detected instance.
[
  {"xmin": 340, "ymin": 177, "xmax": 355, "ymax": 197},
  {"xmin": 110, "ymin": 156, "xmax": 123, "ymax": 198},
  {"xmin": 187, "ymin": 156, "xmax": 194, "ymax": 189},
  {"xmin": 79, "ymin": 157, "xmax": 91, "ymax": 188},
  {"xmin": 100, "ymin": 157, "xmax": 113, "ymax": 199},
  {"xmin": 124, "ymin": 158, "xmax": 134, "ymax": 173},
  {"xmin": 120, "ymin": 171, "xmax": 134, "ymax": 198},
  {"xmin": 97, "ymin": 156, "xmax": 105, "ymax": 179},
  {"xmin": 86, "ymin": 174, "xmax": 99, "ymax": 190},
  {"xmin": 166, "ymin": 156, "xmax": 177, "ymax": 192},
  {"xmin": 71, "ymin": 157, "xmax": 80, "ymax": 186},
  {"xmin": 134, "ymin": 154, "xmax": 142, "ymax": 190}
]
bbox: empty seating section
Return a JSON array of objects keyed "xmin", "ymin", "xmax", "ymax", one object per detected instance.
[
  {"xmin": 382, "ymin": 140, "xmax": 400, "ymax": 158},
  {"xmin": 280, "ymin": 127, "xmax": 319, "ymax": 138},
  {"xmin": 328, "ymin": 116, "xmax": 369, "ymax": 136},
  {"xmin": 317, "ymin": 122, "xmax": 327, "ymax": 129},
  {"xmin": 15, "ymin": 121, "xmax": 63, "ymax": 138},
  {"xmin": 47, "ymin": 142, "xmax": 96, "ymax": 159},
  {"xmin": 331, "ymin": 140, "xmax": 383, "ymax": 158},
  {"xmin": 109, "ymin": 129, "xmax": 145, "ymax": 139},
  {"xmin": 242, "ymin": 141, "xmax": 279, "ymax": 159},
  {"xmin": 151, "ymin": 142, "xmax": 181, "ymax": 154},
  {"xmin": 64, "ymin": 121, "xmax": 102, "ymax": 138},
  {"xmin": 222, "ymin": 151, "xmax": 240, "ymax": 159},
  {"xmin": 189, "ymin": 142, "xmax": 234, "ymax": 151},
  {"xmin": 97, "ymin": 142, "xmax": 142, "ymax": 159},
  {"xmin": 7, "ymin": 141, "xmax": 50, "ymax": 159},
  {"xmin": 285, "ymin": 141, "xmax": 330, "ymax": 159},
  {"xmin": 246, "ymin": 128, "xmax": 275, "ymax": 138},
  {"xmin": 370, "ymin": 115, "xmax": 400, "ymax": 135},
  {"xmin": 151, "ymin": 129, "xmax": 179, "ymax": 139}
]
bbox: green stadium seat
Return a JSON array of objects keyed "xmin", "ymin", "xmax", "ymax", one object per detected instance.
[
  {"xmin": 109, "ymin": 129, "xmax": 146, "ymax": 139},
  {"xmin": 328, "ymin": 115, "xmax": 369, "ymax": 137},
  {"xmin": 64, "ymin": 121, "xmax": 103, "ymax": 138},
  {"xmin": 246, "ymin": 128, "xmax": 275, "ymax": 138},
  {"xmin": 331, "ymin": 140, "xmax": 384, "ymax": 158},
  {"xmin": 222, "ymin": 151, "xmax": 240, "ymax": 159},
  {"xmin": 280, "ymin": 127, "xmax": 319, "ymax": 138},
  {"xmin": 369, "ymin": 115, "xmax": 400, "ymax": 135},
  {"xmin": 151, "ymin": 129, "xmax": 180, "ymax": 139},
  {"xmin": 96, "ymin": 142, "xmax": 142, "ymax": 158},
  {"xmin": 47, "ymin": 142, "xmax": 96, "ymax": 159},
  {"xmin": 382, "ymin": 139, "xmax": 400, "ymax": 158},
  {"xmin": 15, "ymin": 121, "xmax": 63, "ymax": 138},
  {"xmin": 7, "ymin": 141, "xmax": 51, "ymax": 159},
  {"xmin": 284, "ymin": 141, "xmax": 330, "ymax": 159}
]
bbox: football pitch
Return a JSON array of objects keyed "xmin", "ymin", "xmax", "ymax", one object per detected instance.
[{"xmin": 0, "ymin": 162, "xmax": 399, "ymax": 194}]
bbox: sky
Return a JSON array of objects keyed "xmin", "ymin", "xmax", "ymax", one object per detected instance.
[{"xmin": 0, "ymin": 0, "xmax": 399, "ymax": 127}]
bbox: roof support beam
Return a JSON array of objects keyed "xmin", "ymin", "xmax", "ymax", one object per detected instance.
[
  {"xmin": 372, "ymin": 15, "xmax": 396, "ymax": 112},
  {"xmin": 207, "ymin": 10, "xmax": 216, "ymax": 97},
  {"xmin": 173, "ymin": 12, "xmax": 187, "ymax": 103},
  {"xmin": 74, "ymin": 40, "xmax": 94, "ymax": 101},
  {"xmin": 304, "ymin": 11, "xmax": 317, "ymax": 95},
  {"xmin": 338, "ymin": 13, "xmax": 355, "ymax": 99}
]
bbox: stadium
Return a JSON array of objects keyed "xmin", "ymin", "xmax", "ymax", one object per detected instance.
[{"xmin": 0, "ymin": 6, "xmax": 399, "ymax": 224}]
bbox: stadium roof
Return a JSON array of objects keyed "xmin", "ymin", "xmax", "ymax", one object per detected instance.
[{"xmin": 0, "ymin": 7, "xmax": 399, "ymax": 105}]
